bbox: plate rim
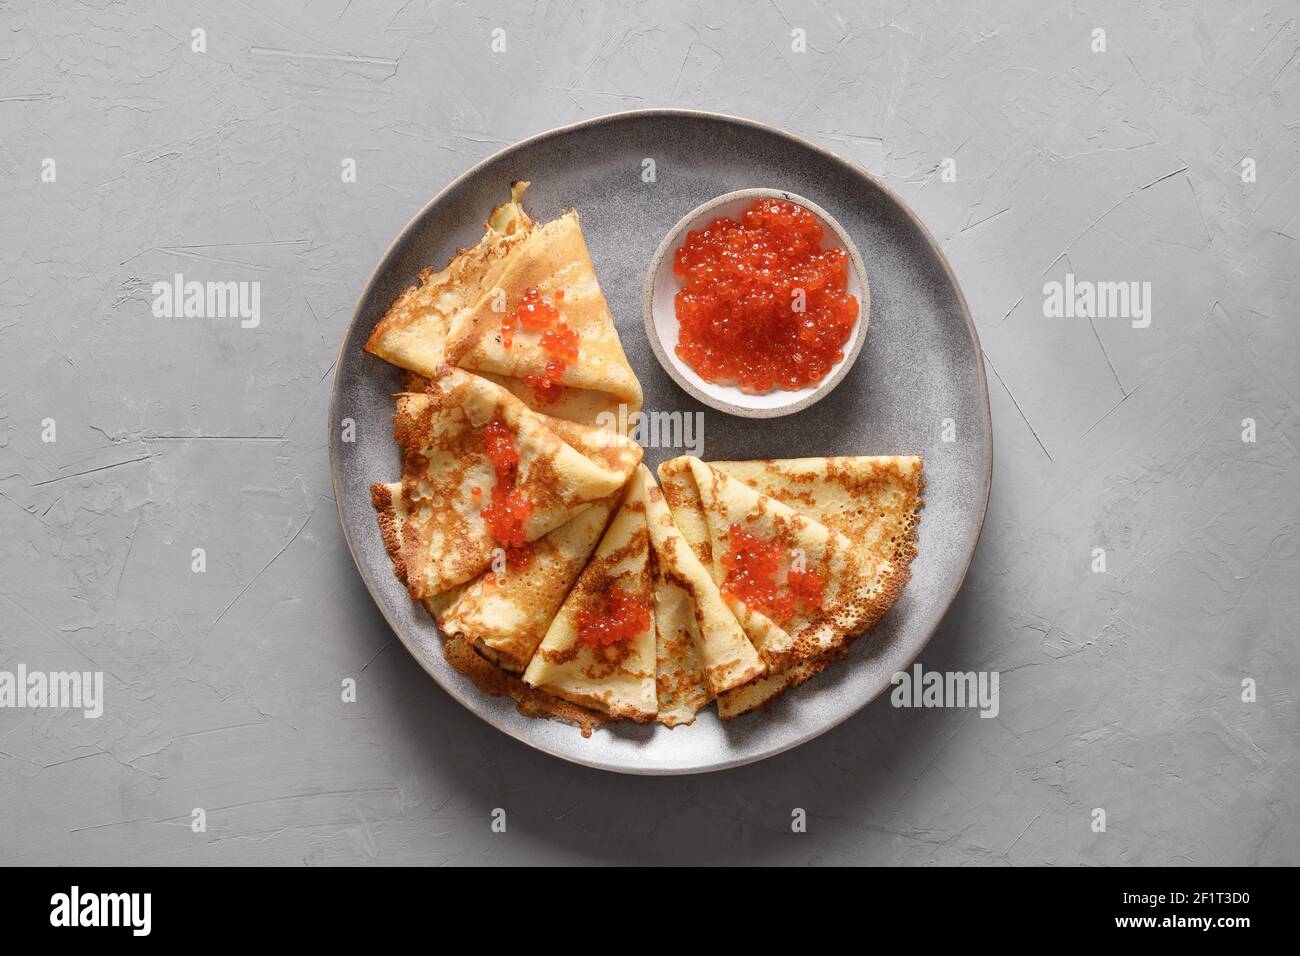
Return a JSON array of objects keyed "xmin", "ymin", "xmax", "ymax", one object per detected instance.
[{"xmin": 327, "ymin": 107, "xmax": 993, "ymax": 775}]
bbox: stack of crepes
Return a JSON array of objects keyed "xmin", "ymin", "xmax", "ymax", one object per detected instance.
[{"xmin": 366, "ymin": 184, "xmax": 924, "ymax": 730}]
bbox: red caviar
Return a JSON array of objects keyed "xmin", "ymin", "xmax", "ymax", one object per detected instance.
[
  {"xmin": 501, "ymin": 288, "xmax": 577, "ymax": 405},
  {"xmin": 479, "ymin": 420, "xmax": 533, "ymax": 567},
  {"xmin": 672, "ymin": 199, "xmax": 858, "ymax": 393},
  {"xmin": 576, "ymin": 586, "xmax": 651, "ymax": 648},
  {"xmin": 720, "ymin": 523, "xmax": 825, "ymax": 621},
  {"xmin": 786, "ymin": 565, "xmax": 827, "ymax": 610}
]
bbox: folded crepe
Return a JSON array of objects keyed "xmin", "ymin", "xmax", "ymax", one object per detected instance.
[
  {"xmin": 446, "ymin": 209, "xmax": 642, "ymax": 424},
  {"xmin": 711, "ymin": 457, "xmax": 924, "ymax": 559},
  {"xmin": 366, "ymin": 182, "xmax": 642, "ymax": 426},
  {"xmin": 365, "ymin": 182, "xmax": 532, "ymax": 377},
  {"xmin": 426, "ymin": 494, "xmax": 618, "ymax": 672},
  {"xmin": 708, "ymin": 456, "xmax": 923, "ymax": 716},
  {"xmin": 418, "ymin": 410, "xmax": 643, "ymax": 670},
  {"xmin": 522, "ymin": 465, "xmax": 657, "ymax": 721},
  {"xmin": 658, "ymin": 457, "xmax": 910, "ymax": 716},
  {"xmin": 373, "ymin": 366, "xmax": 642, "ymax": 600},
  {"xmin": 644, "ymin": 468, "xmax": 765, "ymax": 726}
]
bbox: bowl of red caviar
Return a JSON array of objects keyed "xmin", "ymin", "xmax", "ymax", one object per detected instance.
[{"xmin": 643, "ymin": 188, "xmax": 869, "ymax": 418}]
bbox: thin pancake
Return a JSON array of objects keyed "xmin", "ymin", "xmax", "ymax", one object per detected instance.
[
  {"xmin": 714, "ymin": 650, "xmax": 845, "ymax": 719},
  {"xmin": 656, "ymin": 455, "xmax": 714, "ymax": 565},
  {"xmin": 445, "ymin": 211, "xmax": 643, "ymax": 424},
  {"xmin": 711, "ymin": 456, "xmax": 923, "ymax": 562},
  {"xmin": 423, "ymin": 409, "xmax": 640, "ymax": 670},
  {"xmin": 659, "ymin": 457, "xmax": 812, "ymax": 675},
  {"xmin": 709, "ymin": 457, "xmax": 923, "ymax": 717},
  {"xmin": 431, "ymin": 491, "xmax": 620, "ymax": 673},
  {"xmin": 364, "ymin": 182, "xmax": 532, "ymax": 376},
  {"xmin": 522, "ymin": 465, "xmax": 657, "ymax": 721},
  {"xmin": 644, "ymin": 469, "xmax": 764, "ymax": 726},
  {"xmin": 665, "ymin": 457, "xmax": 907, "ymax": 682},
  {"xmin": 373, "ymin": 366, "xmax": 641, "ymax": 599},
  {"xmin": 385, "ymin": 407, "xmax": 635, "ymax": 670},
  {"xmin": 371, "ymin": 481, "xmax": 414, "ymax": 592}
]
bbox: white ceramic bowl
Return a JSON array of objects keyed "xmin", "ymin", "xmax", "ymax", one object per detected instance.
[{"xmin": 642, "ymin": 187, "xmax": 870, "ymax": 418}]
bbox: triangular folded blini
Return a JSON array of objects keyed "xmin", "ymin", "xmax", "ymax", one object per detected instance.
[
  {"xmin": 364, "ymin": 183, "xmax": 640, "ymax": 427},
  {"xmin": 444, "ymin": 210, "xmax": 643, "ymax": 425},
  {"xmin": 372, "ymin": 366, "xmax": 641, "ymax": 600},
  {"xmin": 708, "ymin": 457, "xmax": 923, "ymax": 717},
  {"xmin": 430, "ymin": 492, "xmax": 621, "ymax": 673},
  {"xmin": 364, "ymin": 182, "xmax": 533, "ymax": 377},
  {"xmin": 522, "ymin": 465, "xmax": 657, "ymax": 722},
  {"xmin": 660, "ymin": 457, "xmax": 906, "ymax": 681},
  {"xmin": 711, "ymin": 457, "xmax": 923, "ymax": 564},
  {"xmin": 656, "ymin": 455, "xmax": 715, "ymax": 564},
  {"xmin": 643, "ymin": 469, "xmax": 765, "ymax": 726},
  {"xmin": 657, "ymin": 456, "xmax": 783, "ymax": 675},
  {"xmin": 422, "ymin": 410, "xmax": 641, "ymax": 671}
]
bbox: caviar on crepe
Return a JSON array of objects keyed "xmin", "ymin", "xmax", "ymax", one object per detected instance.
[
  {"xmin": 720, "ymin": 523, "xmax": 825, "ymax": 621},
  {"xmin": 479, "ymin": 420, "xmax": 534, "ymax": 568},
  {"xmin": 576, "ymin": 586, "xmax": 651, "ymax": 648},
  {"xmin": 500, "ymin": 288, "xmax": 578, "ymax": 404}
]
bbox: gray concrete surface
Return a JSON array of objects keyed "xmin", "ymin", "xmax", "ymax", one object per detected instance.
[{"xmin": 1, "ymin": 0, "xmax": 1297, "ymax": 865}]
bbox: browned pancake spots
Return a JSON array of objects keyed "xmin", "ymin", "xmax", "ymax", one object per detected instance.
[
  {"xmin": 580, "ymin": 440, "xmax": 630, "ymax": 475},
  {"xmin": 779, "ymin": 488, "xmax": 819, "ymax": 509},
  {"xmin": 705, "ymin": 464, "xmax": 727, "ymax": 510},
  {"xmin": 398, "ymin": 370, "xmax": 431, "ymax": 391},
  {"xmin": 645, "ymin": 522, "xmax": 663, "ymax": 577},
  {"xmin": 708, "ymin": 462, "xmax": 927, "ymax": 673},
  {"xmin": 741, "ymin": 458, "xmax": 924, "ymax": 565},
  {"xmin": 658, "ymin": 469, "xmax": 691, "ymax": 511},
  {"xmin": 532, "ymin": 641, "xmax": 580, "ymax": 667},
  {"xmin": 370, "ymin": 482, "xmax": 409, "ymax": 588},
  {"xmin": 521, "ymin": 452, "xmax": 566, "ymax": 515},
  {"xmin": 654, "ymin": 612, "xmax": 709, "ymax": 725},
  {"xmin": 704, "ymin": 655, "xmax": 754, "ymax": 686},
  {"xmin": 547, "ymin": 516, "xmax": 652, "ymax": 675},
  {"xmin": 583, "ymin": 636, "xmax": 642, "ymax": 673},
  {"xmin": 657, "ymin": 559, "xmax": 687, "ymax": 590},
  {"xmin": 602, "ymin": 513, "xmax": 647, "ymax": 566},
  {"xmin": 443, "ymin": 634, "xmax": 606, "ymax": 737},
  {"xmin": 658, "ymin": 564, "xmax": 714, "ymax": 631},
  {"xmin": 659, "ymin": 464, "xmax": 713, "ymax": 564},
  {"xmin": 541, "ymin": 414, "xmax": 640, "ymax": 475},
  {"xmin": 762, "ymin": 509, "xmax": 807, "ymax": 555},
  {"xmin": 372, "ymin": 267, "xmax": 439, "ymax": 336},
  {"xmin": 391, "ymin": 392, "xmax": 486, "ymax": 596}
]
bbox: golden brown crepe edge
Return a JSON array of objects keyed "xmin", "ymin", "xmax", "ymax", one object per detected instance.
[
  {"xmin": 716, "ymin": 465, "xmax": 926, "ymax": 718},
  {"xmin": 370, "ymin": 482, "xmax": 412, "ymax": 597}
]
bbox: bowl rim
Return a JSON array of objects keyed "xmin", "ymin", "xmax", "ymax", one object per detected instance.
[{"xmin": 641, "ymin": 187, "xmax": 871, "ymax": 419}]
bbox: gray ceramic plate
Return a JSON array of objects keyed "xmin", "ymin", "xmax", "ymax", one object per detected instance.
[{"xmin": 329, "ymin": 109, "xmax": 992, "ymax": 775}]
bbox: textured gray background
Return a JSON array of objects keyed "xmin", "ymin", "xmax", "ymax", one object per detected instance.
[{"xmin": 1, "ymin": 0, "xmax": 1296, "ymax": 865}]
